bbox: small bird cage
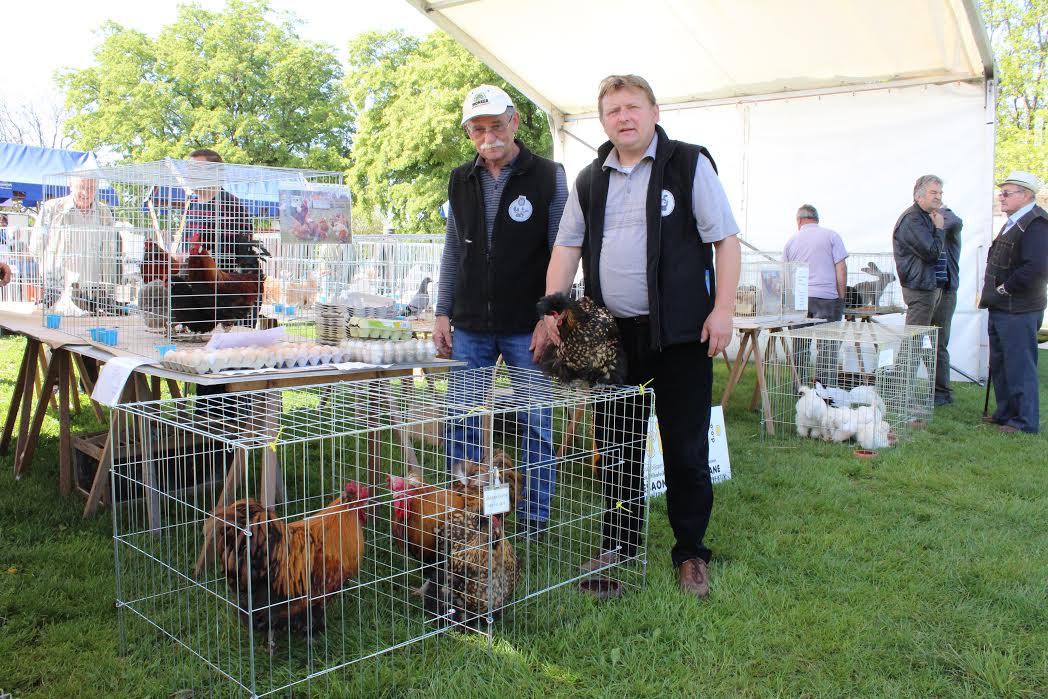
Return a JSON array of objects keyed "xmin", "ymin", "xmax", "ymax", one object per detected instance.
[
  {"xmin": 38, "ymin": 158, "xmax": 346, "ymax": 359},
  {"xmin": 762, "ymin": 320, "xmax": 937, "ymax": 450},
  {"xmin": 734, "ymin": 258, "xmax": 810, "ymax": 321},
  {"xmin": 110, "ymin": 366, "xmax": 651, "ymax": 696},
  {"xmin": 844, "ymin": 252, "xmax": 904, "ymax": 315}
]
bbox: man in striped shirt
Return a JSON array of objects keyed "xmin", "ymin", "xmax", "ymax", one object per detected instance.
[{"xmin": 437, "ymin": 85, "xmax": 568, "ymax": 539}]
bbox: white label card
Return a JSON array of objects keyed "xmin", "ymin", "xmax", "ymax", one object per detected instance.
[
  {"xmin": 878, "ymin": 348, "xmax": 894, "ymax": 368},
  {"xmin": 794, "ymin": 266, "xmax": 809, "ymax": 311},
  {"xmin": 922, "ymin": 335, "xmax": 932, "ymax": 349},
  {"xmin": 483, "ymin": 484, "xmax": 511, "ymax": 515},
  {"xmin": 91, "ymin": 356, "xmax": 155, "ymax": 407},
  {"xmin": 645, "ymin": 406, "xmax": 731, "ymax": 498}
]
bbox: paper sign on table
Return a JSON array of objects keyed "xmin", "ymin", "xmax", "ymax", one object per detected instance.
[
  {"xmin": 91, "ymin": 356, "xmax": 154, "ymax": 406},
  {"xmin": 645, "ymin": 406, "xmax": 731, "ymax": 497},
  {"xmin": 206, "ymin": 327, "xmax": 287, "ymax": 350},
  {"xmin": 794, "ymin": 266, "xmax": 810, "ymax": 311}
]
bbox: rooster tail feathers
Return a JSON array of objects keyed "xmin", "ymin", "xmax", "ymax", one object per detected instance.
[{"xmin": 536, "ymin": 292, "xmax": 573, "ymax": 317}]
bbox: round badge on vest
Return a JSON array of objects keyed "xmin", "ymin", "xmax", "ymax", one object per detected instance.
[
  {"xmin": 660, "ymin": 189, "xmax": 675, "ymax": 217},
  {"xmin": 508, "ymin": 195, "xmax": 534, "ymax": 222}
]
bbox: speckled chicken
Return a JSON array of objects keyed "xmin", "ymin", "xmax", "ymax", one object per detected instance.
[{"xmin": 536, "ymin": 293, "xmax": 626, "ymax": 385}]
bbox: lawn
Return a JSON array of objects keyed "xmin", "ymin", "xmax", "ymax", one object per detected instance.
[{"xmin": 0, "ymin": 333, "xmax": 1045, "ymax": 699}]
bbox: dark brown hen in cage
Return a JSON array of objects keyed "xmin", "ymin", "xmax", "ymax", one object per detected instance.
[{"xmin": 536, "ymin": 292, "xmax": 626, "ymax": 385}]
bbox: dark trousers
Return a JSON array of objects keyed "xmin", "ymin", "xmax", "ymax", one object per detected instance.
[
  {"xmin": 988, "ymin": 309, "xmax": 1042, "ymax": 433},
  {"xmin": 597, "ymin": 317, "xmax": 714, "ymax": 567},
  {"xmin": 931, "ymin": 289, "xmax": 957, "ymax": 400},
  {"xmin": 796, "ymin": 297, "xmax": 844, "ymax": 385}
]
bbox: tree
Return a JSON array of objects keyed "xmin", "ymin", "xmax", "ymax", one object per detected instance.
[
  {"xmin": 58, "ymin": 0, "xmax": 351, "ymax": 169},
  {"xmin": 0, "ymin": 97, "xmax": 74, "ymax": 149},
  {"xmin": 983, "ymin": 0, "xmax": 1048, "ymax": 181},
  {"xmin": 346, "ymin": 30, "xmax": 553, "ymax": 234}
]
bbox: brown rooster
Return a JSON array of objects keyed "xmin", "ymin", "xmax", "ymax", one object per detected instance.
[
  {"xmin": 184, "ymin": 242, "xmax": 265, "ymax": 306},
  {"xmin": 202, "ymin": 482, "xmax": 370, "ymax": 654},
  {"xmin": 140, "ymin": 239, "xmax": 182, "ymax": 285}
]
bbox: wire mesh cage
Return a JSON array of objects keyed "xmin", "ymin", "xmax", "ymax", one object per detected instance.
[
  {"xmin": 762, "ymin": 320, "xmax": 937, "ymax": 450},
  {"xmin": 0, "ymin": 223, "xmax": 42, "ymax": 308},
  {"xmin": 734, "ymin": 259, "xmax": 809, "ymax": 321},
  {"xmin": 110, "ymin": 366, "xmax": 652, "ymax": 696},
  {"xmin": 38, "ymin": 159, "xmax": 347, "ymax": 358},
  {"xmin": 844, "ymin": 252, "xmax": 904, "ymax": 315}
]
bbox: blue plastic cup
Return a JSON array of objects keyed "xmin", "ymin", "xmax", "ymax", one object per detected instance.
[
  {"xmin": 45, "ymin": 314, "xmax": 60, "ymax": 329},
  {"xmin": 89, "ymin": 327, "xmax": 100, "ymax": 342},
  {"xmin": 286, "ymin": 305, "xmax": 296, "ymax": 316},
  {"xmin": 274, "ymin": 303, "xmax": 285, "ymax": 313},
  {"xmin": 157, "ymin": 344, "xmax": 176, "ymax": 358},
  {"xmin": 105, "ymin": 329, "xmax": 118, "ymax": 346}
]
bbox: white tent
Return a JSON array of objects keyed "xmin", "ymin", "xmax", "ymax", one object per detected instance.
[{"xmin": 407, "ymin": 0, "xmax": 996, "ymax": 380}]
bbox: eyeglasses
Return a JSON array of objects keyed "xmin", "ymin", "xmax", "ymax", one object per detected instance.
[
  {"xmin": 465, "ymin": 120, "xmax": 511, "ymax": 137},
  {"xmin": 998, "ymin": 189, "xmax": 1025, "ymax": 198}
]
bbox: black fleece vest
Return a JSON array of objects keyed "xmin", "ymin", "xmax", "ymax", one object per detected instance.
[
  {"xmin": 576, "ymin": 125, "xmax": 716, "ymax": 349},
  {"xmin": 980, "ymin": 205, "xmax": 1048, "ymax": 313},
  {"xmin": 447, "ymin": 142, "xmax": 557, "ymax": 334}
]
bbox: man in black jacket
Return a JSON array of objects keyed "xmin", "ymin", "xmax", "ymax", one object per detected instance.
[
  {"xmin": 979, "ymin": 171, "xmax": 1048, "ymax": 434},
  {"xmin": 436, "ymin": 85, "xmax": 568, "ymax": 537},
  {"xmin": 540, "ymin": 74, "xmax": 741, "ymax": 599}
]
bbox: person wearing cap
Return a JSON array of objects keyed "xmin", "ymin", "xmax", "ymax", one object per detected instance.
[
  {"xmin": 436, "ymin": 84, "xmax": 568, "ymax": 538},
  {"xmin": 538, "ymin": 74, "xmax": 741, "ymax": 599},
  {"xmin": 979, "ymin": 171, "xmax": 1048, "ymax": 434},
  {"xmin": 892, "ymin": 174, "xmax": 963, "ymax": 405}
]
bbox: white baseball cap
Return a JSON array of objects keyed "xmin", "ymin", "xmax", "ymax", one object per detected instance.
[
  {"xmin": 461, "ymin": 85, "xmax": 514, "ymax": 125},
  {"xmin": 997, "ymin": 170, "xmax": 1042, "ymax": 194}
]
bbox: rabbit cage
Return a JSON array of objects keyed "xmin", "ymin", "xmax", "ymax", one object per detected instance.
[
  {"xmin": 37, "ymin": 159, "xmax": 347, "ymax": 359},
  {"xmin": 762, "ymin": 320, "xmax": 938, "ymax": 451},
  {"xmin": 844, "ymin": 252, "xmax": 904, "ymax": 315},
  {"xmin": 110, "ymin": 366, "xmax": 652, "ymax": 696},
  {"xmin": 735, "ymin": 256, "xmax": 810, "ymax": 322}
]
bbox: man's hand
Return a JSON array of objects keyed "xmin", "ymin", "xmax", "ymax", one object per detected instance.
[
  {"xmin": 0, "ymin": 262, "xmax": 11, "ymax": 288},
  {"xmin": 433, "ymin": 315, "xmax": 453, "ymax": 358},
  {"xmin": 529, "ymin": 314, "xmax": 562, "ymax": 362},
  {"xmin": 701, "ymin": 307, "xmax": 734, "ymax": 357},
  {"xmin": 930, "ymin": 210, "xmax": 945, "ymax": 229}
]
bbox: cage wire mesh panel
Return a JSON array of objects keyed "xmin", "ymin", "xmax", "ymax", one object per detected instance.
[
  {"xmin": 763, "ymin": 320, "xmax": 937, "ymax": 450},
  {"xmin": 110, "ymin": 366, "xmax": 651, "ymax": 696},
  {"xmin": 734, "ymin": 259, "xmax": 809, "ymax": 321},
  {"xmin": 0, "ymin": 223, "xmax": 41, "ymax": 308},
  {"xmin": 38, "ymin": 159, "xmax": 346, "ymax": 358},
  {"xmin": 844, "ymin": 252, "xmax": 904, "ymax": 314}
]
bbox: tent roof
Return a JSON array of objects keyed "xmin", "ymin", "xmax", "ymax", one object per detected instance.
[
  {"xmin": 406, "ymin": 0, "xmax": 994, "ymax": 120},
  {"xmin": 0, "ymin": 143, "xmax": 101, "ymax": 208}
]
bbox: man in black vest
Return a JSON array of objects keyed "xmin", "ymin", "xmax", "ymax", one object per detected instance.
[
  {"xmin": 979, "ymin": 171, "xmax": 1048, "ymax": 434},
  {"xmin": 436, "ymin": 85, "xmax": 568, "ymax": 537},
  {"xmin": 539, "ymin": 74, "xmax": 741, "ymax": 598}
]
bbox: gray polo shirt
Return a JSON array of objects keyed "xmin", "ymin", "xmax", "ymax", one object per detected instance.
[{"xmin": 555, "ymin": 134, "xmax": 738, "ymax": 317}]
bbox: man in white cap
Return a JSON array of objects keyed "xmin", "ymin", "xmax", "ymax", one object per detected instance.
[
  {"xmin": 978, "ymin": 171, "xmax": 1048, "ymax": 434},
  {"xmin": 436, "ymin": 84, "xmax": 568, "ymax": 538}
]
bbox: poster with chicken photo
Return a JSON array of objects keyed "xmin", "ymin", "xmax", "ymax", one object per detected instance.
[{"xmin": 279, "ymin": 185, "xmax": 352, "ymax": 244}]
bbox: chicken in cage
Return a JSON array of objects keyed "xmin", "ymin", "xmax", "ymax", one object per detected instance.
[
  {"xmin": 109, "ymin": 366, "xmax": 650, "ymax": 697},
  {"xmin": 844, "ymin": 253, "xmax": 903, "ymax": 314},
  {"xmin": 38, "ymin": 158, "xmax": 347, "ymax": 359},
  {"xmin": 734, "ymin": 259, "xmax": 809, "ymax": 321},
  {"xmin": 763, "ymin": 320, "xmax": 937, "ymax": 452}
]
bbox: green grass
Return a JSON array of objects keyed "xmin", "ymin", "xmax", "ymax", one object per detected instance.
[{"xmin": 0, "ymin": 333, "xmax": 1046, "ymax": 698}]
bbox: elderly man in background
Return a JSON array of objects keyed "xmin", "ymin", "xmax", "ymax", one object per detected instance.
[
  {"xmin": 31, "ymin": 175, "xmax": 120, "ymax": 312},
  {"xmin": 541, "ymin": 74, "xmax": 741, "ymax": 598},
  {"xmin": 436, "ymin": 84, "xmax": 568, "ymax": 539},
  {"xmin": 783, "ymin": 204, "xmax": 848, "ymax": 384},
  {"xmin": 979, "ymin": 171, "xmax": 1048, "ymax": 434}
]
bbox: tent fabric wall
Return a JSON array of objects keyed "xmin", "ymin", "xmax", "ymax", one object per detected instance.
[
  {"xmin": 0, "ymin": 143, "xmax": 101, "ymax": 207},
  {"xmin": 405, "ymin": 0, "xmax": 995, "ymax": 380}
]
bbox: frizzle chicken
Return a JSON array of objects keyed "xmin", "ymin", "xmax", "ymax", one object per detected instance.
[{"xmin": 536, "ymin": 293, "xmax": 626, "ymax": 385}]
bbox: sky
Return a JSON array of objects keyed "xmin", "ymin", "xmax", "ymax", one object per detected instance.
[{"xmin": 8, "ymin": 0, "xmax": 436, "ymax": 107}]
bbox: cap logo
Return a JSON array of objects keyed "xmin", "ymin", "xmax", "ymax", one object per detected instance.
[{"xmin": 472, "ymin": 95, "xmax": 489, "ymax": 107}]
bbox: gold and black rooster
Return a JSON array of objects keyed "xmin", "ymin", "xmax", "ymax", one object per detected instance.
[{"xmin": 536, "ymin": 293, "xmax": 626, "ymax": 385}]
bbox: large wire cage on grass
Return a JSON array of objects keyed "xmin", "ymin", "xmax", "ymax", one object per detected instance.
[
  {"xmin": 734, "ymin": 258, "xmax": 809, "ymax": 321},
  {"xmin": 110, "ymin": 366, "xmax": 652, "ymax": 697},
  {"xmin": 762, "ymin": 321, "xmax": 938, "ymax": 450},
  {"xmin": 38, "ymin": 159, "xmax": 346, "ymax": 359},
  {"xmin": 844, "ymin": 252, "xmax": 904, "ymax": 315}
]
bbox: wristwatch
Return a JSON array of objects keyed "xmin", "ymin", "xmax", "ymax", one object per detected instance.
[{"xmin": 996, "ymin": 284, "xmax": 1009, "ymax": 296}]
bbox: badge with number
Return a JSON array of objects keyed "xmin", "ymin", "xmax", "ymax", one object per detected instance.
[
  {"xmin": 660, "ymin": 189, "xmax": 675, "ymax": 217},
  {"xmin": 508, "ymin": 195, "xmax": 533, "ymax": 222}
]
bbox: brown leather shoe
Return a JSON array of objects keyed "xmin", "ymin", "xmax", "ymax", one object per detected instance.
[
  {"xmin": 981, "ymin": 415, "xmax": 1001, "ymax": 425},
  {"xmin": 580, "ymin": 549, "xmax": 622, "ymax": 574},
  {"xmin": 678, "ymin": 558, "xmax": 710, "ymax": 598},
  {"xmin": 998, "ymin": 424, "xmax": 1022, "ymax": 434}
]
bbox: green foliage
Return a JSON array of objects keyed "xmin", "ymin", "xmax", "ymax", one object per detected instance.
[
  {"xmin": 58, "ymin": 0, "xmax": 351, "ymax": 169},
  {"xmin": 346, "ymin": 31, "xmax": 553, "ymax": 234},
  {"xmin": 984, "ymin": 0, "xmax": 1048, "ymax": 179}
]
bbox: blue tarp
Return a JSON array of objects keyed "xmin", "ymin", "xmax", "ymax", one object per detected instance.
[{"xmin": 0, "ymin": 142, "xmax": 114, "ymax": 208}]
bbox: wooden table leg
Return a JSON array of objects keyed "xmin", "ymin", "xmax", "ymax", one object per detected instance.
[
  {"xmin": 14, "ymin": 339, "xmax": 42, "ymax": 474},
  {"xmin": 133, "ymin": 374, "xmax": 162, "ymax": 533},
  {"xmin": 68, "ymin": 357, "xmax": 82, "ymax": 416},
  {"xmin": 720, "ymin": 331, "xmax": 753, "ymax": 406},
  {"xmin": 37, "ymin": 345, "xmax": 58, "ymax": 413},
  {"xmin": 58, "ymin": 352, "xmax": 72, "ymax": 495},
  {"xmin": 166, "ymin": 379, "xmax": 182, "ymax": 399},
  {"xmin": 72, "ymin": 353, "xmax": 106, "ymax": 423},
  {"xmin": 750, "ymin": 332, "xmax": 776, "ymax": 436},
  {"xmin": 15, "ymin": 345, "xmax": 63, "ymax": 476},
  {"xmin": 1, "ymin": 337, "xmax": 32, "ymax": 456},
  {"xmin": 83, "ymin": 428, "xmax": 114, "ymax": 517}
]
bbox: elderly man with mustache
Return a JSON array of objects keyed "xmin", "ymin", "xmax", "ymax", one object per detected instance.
[{"xmin": 435, "ymin": 84, "xmax": 568, "ymax": 540}]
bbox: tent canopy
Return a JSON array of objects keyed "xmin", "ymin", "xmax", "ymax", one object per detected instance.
[
  {"xmin": 407, "ymin": 0, "xmax": 997, "ymax": 381},
  {"xmin": 0, "ymin": 143, "xmax": 106, "ymax": 208}
]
